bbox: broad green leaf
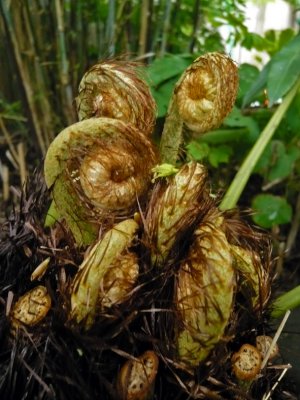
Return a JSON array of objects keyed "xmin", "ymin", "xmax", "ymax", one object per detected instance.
[
  {"xmin": 264, "ymin": 28, "xmax": 295, "ymax": 56},
  {"xmin": 268, "ymin": 146, "xmax": 300, "ymax": 181},
  {"xmin": 267, "ymin": 35, "xmax": 300, "ymax": 106},
  {"xmin": 253, "ymin": 141, "xmax": 273, "ymax": 174},
  {"xmin": 267, "ymin": 154, "xmax": 294, "ymax": 182},
  {"xmin": 277, "ymin": 28, "xmax": 296, "ymax": 49},
  {"xmin": 147, "ymin": 54, "xmax": 192, "ymax": 87},
  {"xmin": 197, "ymin": 128, "xmax": 251, "ymax": 144},
  {"xmin": 152, "ymin": 77, "xmax": 178, "ymax": 117},
  {"xmin": 271, "ymin": 285, "xmax": 300, "ymax": 318},
  {"xmin": 283, "ymin": 93, "xmax": 300, "ymax": 136},
  {"xmin": 242, "ymin": 61, "xmax": 271, "ymax": 107},
  {"xmin": 242, "ymin": 32, "xmax": 271, "ymax": 51},
  {"xmin": 251, "ymin": 194, "xmax": 292, "ymax": 228},
  {"xmin": 254, "ymin": 140, "xmax": 286, "ymax": 176},
  {"xmin": 186, "ymin": 141, "xmax": 233, "ymax": 168},
  {"xmin": 254, "ymin": 140, "xmax": 300, "ymax": 181},
  {"xmin": 45, "ymin": 200, "xmax": 60, "ymax": 227},
  {"xmin": 237, "ymin": 64, "xmax": 260, "ymax": 104},
  {"xmin": 186, "ymin": 141, "xmax": 210, "ymax": 161},
  {"xmin": 208, "ymin": 145, "xmax": 233, "ymax": 167},
  {"xmin": 224, "ymin": 107, "xmax": 259, "ymax": 142}
]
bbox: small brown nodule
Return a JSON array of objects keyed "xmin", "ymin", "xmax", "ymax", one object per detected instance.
[
  {"xmin": 117, "ymin": 350, "xmax": 159, "ymax": 400},
  {"xmin": 256, "ymin": 335, "xmax": 279, "ymax": 360},
  {"xmin": 10, "ymin": 286, "xmax": 51, "ymax": 327},
  {"xmin": 232, "ymin": 344, "xmax": 262, "ymax": 381}
]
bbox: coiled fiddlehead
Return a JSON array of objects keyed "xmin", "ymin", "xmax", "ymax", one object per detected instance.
[
  {"xmin": 44, "ymin": 118, "xmax": 157, "ymax": 245},
  {"xmin": 76, "ymin": 60, "xmax": 156, "ymax": 136},
  {"xmin": 160, "ymin": 52, "xmax": 239, "ymax": 164}
]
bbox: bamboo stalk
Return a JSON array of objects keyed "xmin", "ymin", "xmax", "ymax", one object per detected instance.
[
  {"xmin": 150, "ymin": 0, "xmax": 164, "ymax": 57},
  {"xmin": 94, "ymin": 0, "xmax": 102, "ymax": 58},
  {"xmin": 5, "ymin": 150, "xmax": 19, "ymax": 170},
  {"xmin": 165, "ymin": 0, "xmax": 181, "ymax": 54},
  {"xmin": 189, "ymin": 0, "xmax": 201, "ymax": 53},
  {"xmin": 0, "ymin": 115, "xmax": 18, "ymax": 161},
  {"xmin": 23, "ymin": 1, "xmax": 54, "ymax": 147},
  {"xmin": 0, "ymin": 0, "xmax": 47, "ymax": 155},
  {"xmin": 106, "ymin": 0, "xmax": 116, "ymax": 56},
  {"xmin": 17, "ymin": 142, "xmax": 27, "ymax": 188},
  {"xmin": 220, "ymin": 78, "xmax": 300, "ymax": 211},
  {"xmin": 123, "ymin": 0, "xmax": 133, "ymax": 54},
  {"xmin": 160, "ymin": 0, "xmax": 172, "ymax": 57},
  {"xmin": 55, "ymin": 0, "xmax": 75, "ymax": 125},
  {"xmin": 138, "ymin": 0, "xmax": 149, "ymax": 56},
  {"xmin": 1, "ymin": 163, "xmax": 10, "ymax": 201},
  {"xmin": 74, "ymin": 0, "xmax": 84, "ymax": 83}
]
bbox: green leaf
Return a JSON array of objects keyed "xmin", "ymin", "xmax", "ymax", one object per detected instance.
[
  {"xmin": 44, "ymin": 200, "xmax": 60, "ymax": 227},
  {"xmin": 186, "ymin": 141, "xmax": 233, "ymax": 168},
  {"xmin": 271, "ymin": 285, "xmax": 300, "ymax": 318},
  {"xmin": 237, "ymin": 64, "xmax": 260, "ymax": 104},
  {"xmin": 251, "ymin": 194, "xmax": 292, "ymax": 228},
  {"xmin": 242, "ymin": 61, "xmax": 271, "ymax": 107},
  {"xmin": 147, "ymin": 54, "xmax": 192, "ymax": 87},
  {"xmin": 267, "ymin": 35, "xmax": 300, "ymax": 106},
  {"xmin": 284, "ymin": 93, "xmax": 300, "ymax": 136},
  {"xmin": 268, "ymin": 146, "xmax": 300, "ymax": 181},
  {"xmin": 264, "ymin": 28, "xmax": 296, "ymax": 56},
  {"xmin": 254, "ymin": 140, "xmax": 300, "ymax": 182},
  {"xmin": 267, "ymin": 154, "xmax": 292, "ymax": 182},
  {"xmin": 224, "ymin": 107, "xmax": 259, "ymax": 142},
  {"xmin": 197, "ymin": 128, "xmax": 251, "ymax": 144},
  {"xmin": 253, "ymin": 140, "xmax": 272, "ymax": 174},
  {"xmin": 152, "ymin": 77, "xmax": 178, "ymax": 117},
  {"xmin": 186, "ymin": 141, "xmax": 210, "ymax": 161},
  {"xmin": 208, "ymin": 145, "xmax": 233, "ymax": 167},
  {"xmin": 242, "ymin": 32, "xmax": 271, "ymax": 51}
]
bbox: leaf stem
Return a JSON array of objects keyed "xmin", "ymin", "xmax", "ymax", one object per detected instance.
[
  {"xmin": 220, "ymin": 78, "xmax": 300, "ymax": 211},
  {"xmin": 159, "ymin": 98, "xmax": 183, "ymax": 164}
]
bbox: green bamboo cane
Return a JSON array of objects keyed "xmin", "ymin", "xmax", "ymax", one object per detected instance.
[
  {"xmin": 106, "ymin": 0, "xmax": 116, "ymax": 56},
  {"xmin": 189, "ymin": 0, "xmax": 201, "ymax": 53},
  {"xmin": 138, "ymin": 0, "xmax": 149, "ymax": 56},
  {"xmin": 24, "ymin": 1, "xmax": 54, "ymax": 147},
  {"xmin": 160, "ymin": 0, "xmax": 172, "ymax": 57},
  {"xmin": 0, "ymin": 0, "xmax": 46, "ymax": 155},
  {"xmin": 55, "ymin": 0, "xmax": 75, "ymax": 126},
  {"xmin": 220, "ymin": 77, "xmax": 300, "ymax": 211}
]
